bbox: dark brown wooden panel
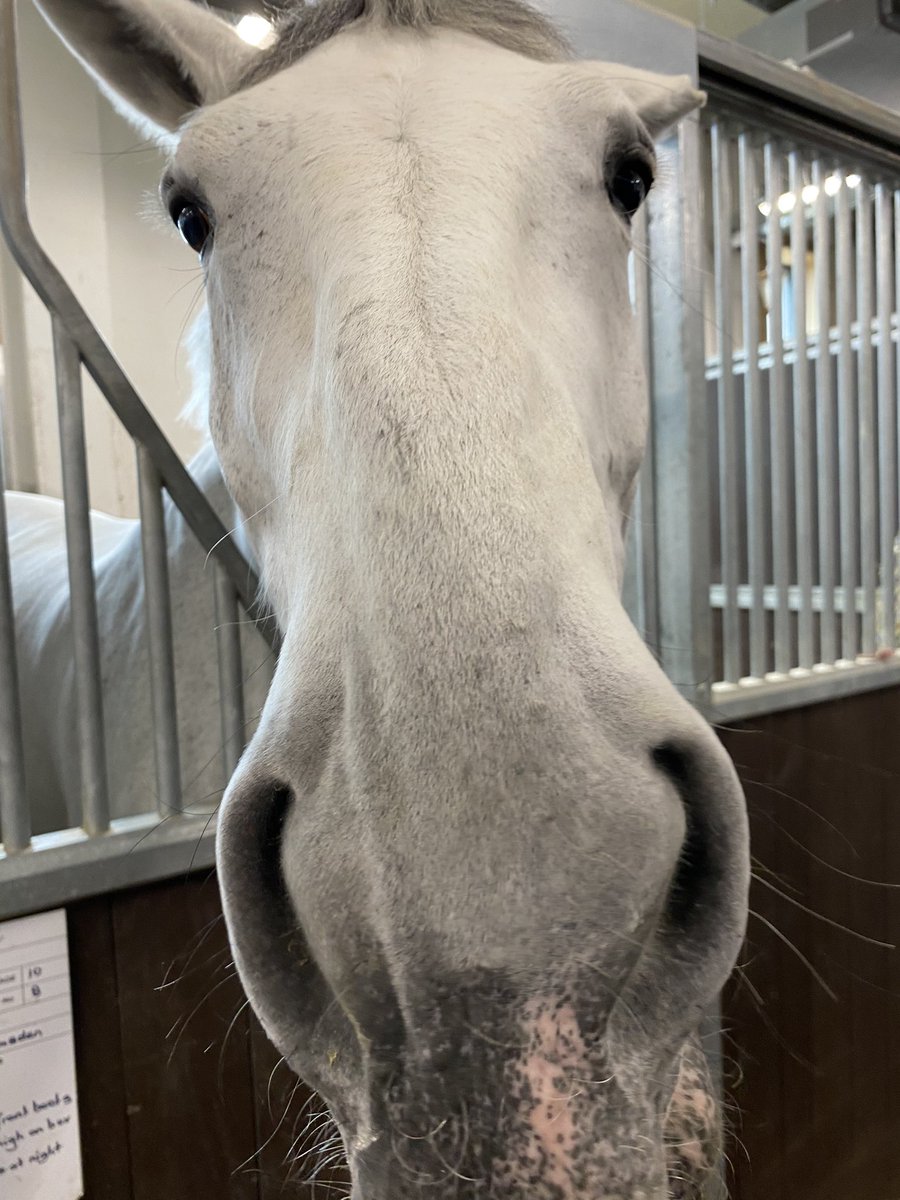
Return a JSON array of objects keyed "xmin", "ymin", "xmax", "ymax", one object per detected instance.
[
  {"xmin": 720, "ymin": 684, "xmax": 900, "ymax": 1200},
  {"xmin": 68, "ymin": 870, "xmax": 351, "ymax": 1199},
  {"xmin": 111, "ymin": 872, "xmax": 260, "ymax": 1200},
  {"xmin": 68, "ymin": 897, "xmax": 134, "ymax": 1200}
]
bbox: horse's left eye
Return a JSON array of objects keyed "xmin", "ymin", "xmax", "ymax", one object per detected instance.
[
  {"xmin": 608, "ymin": 158, "xmax": 653, "ymax": 220},
  {"xmin": 172, "ymin": 202, "xmax": 212, "ymax": 255}
]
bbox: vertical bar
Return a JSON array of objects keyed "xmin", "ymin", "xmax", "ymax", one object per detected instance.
[
  {"xmin": 0, "ymin": 486, "xmax": 30, "ymax": 852},
  {"xmin": 856, "ymin": 179, "xmax": 877, "ymax": 655},
  {"xmin": 711, "ymin": 122, "xmax": 741, "ymax": 684},
  {"xmin": 214, "ymin": 567, "xmax": 246, "ymax": 782},
  {"xmin": 53, "ymin": 318, "xmax": 109, "ymax": 834},
  {"xmin": 765, "ymin": 143, "xmax": 791, "ymax": 675},
  {"xmin": 137, "ymin": 446, "xmax": 182, "ymax": 816},
  {"xmin": 875, "ymin": 185, "xmax": 896, "ymax": 651},
  {"xmin": 897, "ymin": 188, "xmax": 900, "ymax": 652},
  {"xmin": 650, "ymin": 118, "xmax": 713, "ymax": 711},
  {"xmin": 813, "ymin": 161, "xmax": 837, "ymax": 664},
  {"xmin": 790, "ymin": 151, "xmax": 814, "ymax": 669},
  {"xmin": 633, "ymin": 203, "xmax": 659, "ymax": 657},
  {"xmin": 835, "ymin": 175, "xmax": 858, "ymax": 660},
  {"xmin": 0, "ymin": 240, "xmax": 38, "ymax": 492},
  {"xmin": 739, "ymin": 134, "xmax": 766, "ymax": 679}
]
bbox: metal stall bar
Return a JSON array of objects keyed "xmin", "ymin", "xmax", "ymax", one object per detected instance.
[
  {"xmin": 739, "ymin": 133, "xmax": 766, "ymax": 679},
  {"xmin": 875, "ymin": 184, "xmax": 896, "ymax": 652},
  {"xmin": 813, "ymin": 159, "xmax": 838, "ymax": 666},
  {"xmin": 53, "ymin": 320, "xmax": 110, "ymax": 834},
  {"xmin": 711, "ymin": 121, "xmax": 741, "ymax": 684},
  {"xmin": 136, "ymin": 448, "xmax": 182, "ymax": 817},
  {"xmin": 623, "ymin": 205, "xmax": 659, "ymax": 654},
  {"xmin": 214, "ymin": 568, "xmax": 246, "ymax": 782},
  {"xmin": 764, "ymin": 142, "xmax": 791, "ymax": 675},
  {"xmin": 789, "ymin": 151, "xmax": 814, "ymax": 670},
  {"xmin": 0, "ymin": 485, "xmax": 29, "ymax": 852},
  {"xmin": 835, "ymin": 176, "xmax": 858, "ymax": 661},
  {"xmin": 634, "ymin": 204, "xmax": 659, "ymax": 658},
  {"xmin": 649, "ymin": 118, "xmax": 713, "ymax": 712},
  {"xmin": 856, "ymin": 180, "xmax": 878, "ymax": 654}
]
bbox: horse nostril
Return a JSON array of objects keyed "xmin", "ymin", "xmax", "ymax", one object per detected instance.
[
  {"xmin": 652, "ymin": 743, "xmax": 714, "ymax": 929},
  {"xmin": 219, "ymin": 776, "xmax": 294, "ymax": 924},
  {"xmin": 254, "ymin": 782, "xmax": 294, "ymax": 895}
]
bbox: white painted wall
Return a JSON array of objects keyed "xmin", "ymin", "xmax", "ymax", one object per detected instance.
[{"xmin": 1, "ymin": 0, "xmax": 203, "ymax": 516}]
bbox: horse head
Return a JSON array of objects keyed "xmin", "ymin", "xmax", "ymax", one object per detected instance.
[{"xmin": 35, "ymin": 1, "xmax": 749, "ymax": 1194}]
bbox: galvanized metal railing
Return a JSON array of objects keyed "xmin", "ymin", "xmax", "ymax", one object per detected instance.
[
  {"xmin": 699, "ymin": 40, "xmax": 900, "ymax": 719},
  {"xmin": 626, "ymin": 36, "xmax": 900, "ymax": 722},
  {"xmin": 0, "ymin": 0, "xmax": 274, "ymax": 919}
]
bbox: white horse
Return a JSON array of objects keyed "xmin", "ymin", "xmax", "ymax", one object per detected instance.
[
  {"xmin": 8, "ymin": 440, "xmax": 271, "ymax": 833},
  {"xmin": 30, "ymin": 1, "xmax": 750, "ymax": 1197}
]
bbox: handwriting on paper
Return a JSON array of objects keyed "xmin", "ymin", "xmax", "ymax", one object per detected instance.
[{"xmin": 0, "ymin": 909, "xmax": 83, "ymax": 1198}]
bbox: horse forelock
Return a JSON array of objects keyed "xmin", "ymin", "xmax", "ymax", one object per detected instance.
[{"xmin": 239, "ymin": 0, "xmax": 572, "ymax": 90}]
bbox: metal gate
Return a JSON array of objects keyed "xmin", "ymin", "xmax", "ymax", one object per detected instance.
[
  {"xmin": 626, "ymin": 33, "xmax": 900, "ymax": 722},
  {"xmin": 0, "ymin": 0, "xmax": 273, "ymax": 918}
]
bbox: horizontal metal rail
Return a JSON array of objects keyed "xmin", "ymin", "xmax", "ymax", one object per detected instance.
[
  {"xmin": 712, "ymin": 658, "xmax": 900, "ymax": 721},
  {"xmin": 710, "ymin": 582, "xmax": 896, "ymax": 616},
  {"xmin": 698, "ymin": 32, "xmax": 900, "ymax": 176},
  {"xmin": 0, "ymin": 814, "xmax": 217, "ymax": 922}
]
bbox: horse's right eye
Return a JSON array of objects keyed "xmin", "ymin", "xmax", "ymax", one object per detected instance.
[
  {"xmin": 607, "ymin": 156, "xmax": 654, "ymax": 221},
  {"xmin": 172, "ymin": 201, "xmax": 212, "ymax": 255}
]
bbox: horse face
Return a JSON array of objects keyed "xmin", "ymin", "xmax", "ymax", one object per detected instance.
[{"xmin": 35, "ymin": 2, "xmax": 749, "ymax": 1195}]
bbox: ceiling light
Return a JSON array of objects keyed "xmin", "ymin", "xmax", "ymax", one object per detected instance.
[
  {"xmin": 824, "ymin": 174, "xmax": 842, "ymax": 196},
  {"xmin": 758, "ymin": 200, "xmax": 772, "ymax": 217},
  {"xmin": 236, "ymin": 14, "xmax": 275, "ymax": 47},
  {"xmin": 777, "ymin": 192, "xmax": 797, "ymax": 214},
  {"xmin": 801, "ymin": 184, "xmax": 818, "ymax": 205},
  {"xmin": 846, "ymin": 173, "xmax": 861, "ymax": 188}
]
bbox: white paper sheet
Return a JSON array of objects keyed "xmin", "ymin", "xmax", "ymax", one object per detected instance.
[{"xmin": 0, "ymin": 909, "xmax": 83, "ymax": 1199}]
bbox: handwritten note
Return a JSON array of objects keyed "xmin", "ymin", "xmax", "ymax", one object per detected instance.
[{"xmin": 0, "ymin": 909, "xmax": 82, "ymax": 1198}]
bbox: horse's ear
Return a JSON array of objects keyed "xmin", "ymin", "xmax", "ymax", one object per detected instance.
[
  {"xmin": 594, "ymin": 65, "xmax": 706, "ymax": 139},
  {"xmin": 33, "ymin": 0, "xmax": 263, "ymax": 137}
]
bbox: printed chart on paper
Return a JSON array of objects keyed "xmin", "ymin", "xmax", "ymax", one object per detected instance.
[{"xmin": 0, "ymin": 908, "xmax": 83, "ymax": 1198}]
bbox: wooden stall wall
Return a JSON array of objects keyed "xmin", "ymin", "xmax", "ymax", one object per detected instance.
[
  {"xmin": 721, "ymin": 684, "xmax": 900, "ymax": 1200},
  {"xmin": 64, "ymin": 684, "xmax": 900, "ymax": 1198},
  {"xmin": 68, "ymin": 876, "xmax": 350, "ymax": 1200}
]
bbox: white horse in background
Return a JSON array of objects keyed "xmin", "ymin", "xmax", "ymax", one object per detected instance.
[
  {"xmin": 24, "ymin": 1, "xmax": 750, "ymax": 1197},
  {"xmin": 8, "ymin": 439, "xmax": 271, "ymax": 834}
]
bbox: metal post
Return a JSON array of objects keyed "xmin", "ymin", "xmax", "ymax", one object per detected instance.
[
  {"xmin": 633, "ymin": 204, "xmax": 660, "ymax": 655},
  {"xmin": 650, "ymin": 118, "xmax": 713, "ymax": 711},
  {"xmin": 739, "ymin": 134, "xmax": 766, "ymax": 679},
  {"xmin": 789, "ymin": 151, "xmax": 814, "ymax": 670},
  {"xmin": 764, "ymin": 142, "xmax": 791, "ymax": 676},
  {"xmin": 214, "ymin": 568, "xmax": 246, "ymax": 782},
  {"xmin": 855, "ymin": 179, "xmax": 877, "ymax": 655},
  {"xmin": 711, "ymin": 122, "xmax": 741, "ymax": 685},
  {"xmin": 0, "ymin": 474, "xmax": 29, "ymax": 852},
  {"xmin": 813, "ymin": 160, "xmax": 837, "ymax": 665},
  {"xmin": 53, "ymin": 319, "xmax": 110, "ymax": 835},
  {"xmin": 835, "ymin": 176, "xmax": 858, "ymax": 661},
  {"xmin": 875, "ymin": 185, "xmax": 896, "ymax": 652},
  {"xmin": 136, "ymin": 447, "xmax": 182, "ymax": 817}
]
